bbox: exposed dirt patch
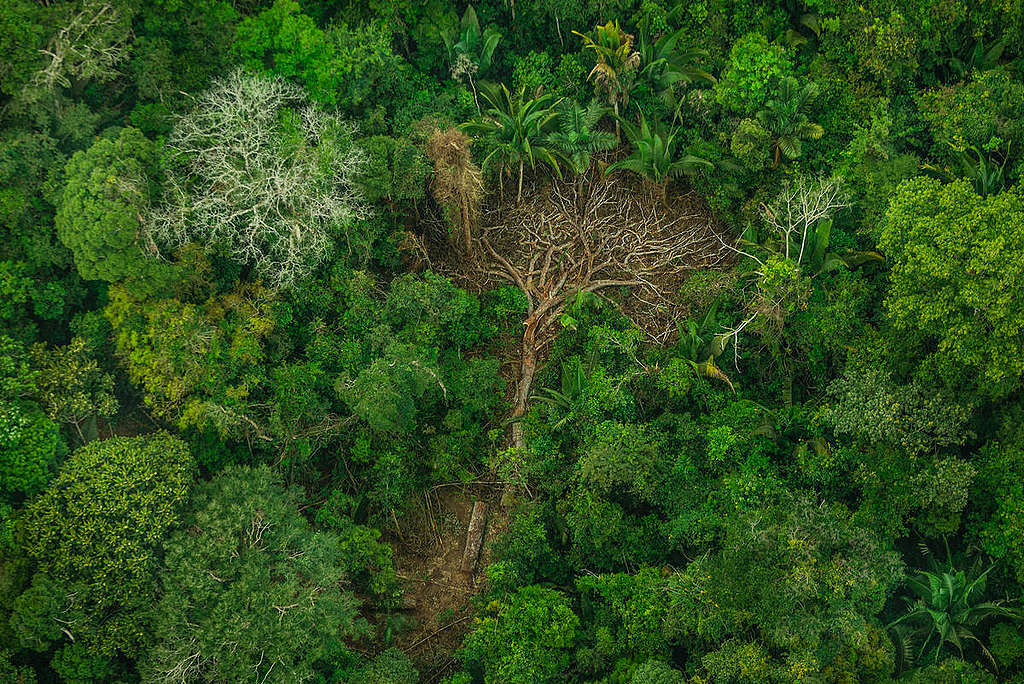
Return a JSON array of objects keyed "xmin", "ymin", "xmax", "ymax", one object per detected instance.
[{"xmin": 388, "ymin": 481, "xmax": 509, "ymax": 681}]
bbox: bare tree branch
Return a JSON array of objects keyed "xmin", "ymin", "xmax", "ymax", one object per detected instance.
[{"xmin": 149, "ymin": 70, "xmax": 369, "ymax": 289}]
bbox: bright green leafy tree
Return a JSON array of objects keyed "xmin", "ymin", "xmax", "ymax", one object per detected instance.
[
  {"xmin": 0, "ymin": 335, "xmax": 60, "ymax": 504},
  {"xmin": 15, "ymin": 432, "xmax": 194, "ymax": 657},
  {"xmin": 880, "ymin": 178, "xmax": 1024, "ymax": 398},
  {"xmin": 460, "ymin": 585, "xmax": 580, "ymax": 683}
]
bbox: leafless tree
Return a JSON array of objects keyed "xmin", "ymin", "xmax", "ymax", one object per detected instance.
[
  {"xmin": 759, "ymin": 175, "xmax": 849, "ymax": 265},
  {"xmin": 711, "ymin": 175, "xmax": 848, "ymax": 371},
  {"xmin": 476, "ymin": 173, "xmax": 729, "ymax": 449},
  {"xmin": 150, "ymin": 70, "xmax": 369, "ymax": 289},
  {"xmin": 32, "ymin": 1, "xmax": 132, "ymax": 94}
]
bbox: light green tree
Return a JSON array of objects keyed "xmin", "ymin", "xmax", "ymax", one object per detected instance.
[
  {"xmin": 880, "ymin": 178, "xmax": 1024, "ymax": 397},
  {"xmin": 55, "ymin": 127, "xmax": 172, "ymax": 290},
  {"xmin": 460, "ymin": 585, "xmax": 580, "ymax": 683},
  {"xmin": 16, "ymin": 432, "xmax": 194, "ymax": 657}
]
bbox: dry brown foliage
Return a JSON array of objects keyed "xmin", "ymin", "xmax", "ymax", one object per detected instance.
[{"xmin": 425, "ymin": 128, "xmax": 484, "ymax": 253}]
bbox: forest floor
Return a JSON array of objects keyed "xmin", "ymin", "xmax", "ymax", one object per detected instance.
[{"xmin": 389, "ymin": 481, "xmax": 509, "ymax": 682}]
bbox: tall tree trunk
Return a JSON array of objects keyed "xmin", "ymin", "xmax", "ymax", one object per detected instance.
[
  {"xmin": 462, "ymin": 193, "xmax": 472, "ymax": 252},
  {"xmin": 517, "ymin": 159, "xmax": 525, "ymax": 204},
  {"xmin": 613, "ymin": 101, "xmax": 620, "ymax": 141},
  {"xmin": 555, "ymin": 14, "xmax": 564, "ymax": 50},
  {"xmin": 510, "ymin": 313, "xmax": 539, "ymax": 451}
]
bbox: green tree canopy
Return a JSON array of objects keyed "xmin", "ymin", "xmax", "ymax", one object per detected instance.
[
  {"xmin": 460, "ymin": 584, "xmax": 580, "ymax": 683},
  {"xmin": 0, "ymin": 335, "xmax": 60, "ymax": 503},
  {"xmin": 16, "ymin": 432, "xmax": 194, "ymax": 657},
  {"xmin": 142, "ymin": 465, "xmax": 370, "ymax": 683},
  {"xmin": 880, "ymin": 178, "xmax": 1024, "ymax": 398},
  {"xmin": 55, "ymin": 126, "xmax": 173, "ymax": 290}
]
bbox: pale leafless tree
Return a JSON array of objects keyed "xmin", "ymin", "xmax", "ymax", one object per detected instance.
[
  {"xmin": 759, "ymin": 175, "xmax": 849, "ymax": 265},
  {"xmin": 713, "ymin": 175, "xmax": 848, "ymax": 371},
  {"xmin": 150, "ymin": 70, "xmax": 369, "ymax": 289}
]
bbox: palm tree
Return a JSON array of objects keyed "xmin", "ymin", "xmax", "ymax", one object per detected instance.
[
  {"xmin": 635, "ymin": 27, "xmax": 715, "ymax": 122},
  {"xmin": 546, "ymin": 100, "xmax": 617, "ymax": 177},
  {"xmin": 888, "ymin": 546, "xmax": 1021, "ymax": 673},
  {"xmin": 755, "ymin": 76, "xmax": 824, "ymax": 168},
  {"xmin": 574, "ymin": 21, "xmax": 641, "ymax": 140},
  {"xmin": 462, "ymin": 83, "xmax": 563, "ymax": 203},
  {"xmin": 606, "ymin": 114, "xmax": 712, "ymax": 204}
]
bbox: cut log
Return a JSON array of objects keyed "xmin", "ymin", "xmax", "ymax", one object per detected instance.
[{"xmin": 460, "ymin": 501, "xmax": 489, "ymax": 574}]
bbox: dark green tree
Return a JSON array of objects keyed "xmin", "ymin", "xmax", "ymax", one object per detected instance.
[{"xmin": 142, "ymin": 465, "xmax": 370, "ymax": 683}]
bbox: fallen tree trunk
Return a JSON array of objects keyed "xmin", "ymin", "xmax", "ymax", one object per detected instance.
[{"xmin": 461, "ymin": 500, "xmax": 489, "ymax": 574}]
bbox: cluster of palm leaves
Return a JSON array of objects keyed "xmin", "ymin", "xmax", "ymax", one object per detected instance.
[
  {"xmin": 608, "ymin": 115, "xmax": 713, "ymax": 204},
  {"xmin": 635, "ymin": 27, "xmax": 716, "ymax": 124},
  {"xmin": 888, "ymin": 544, "xmax": 1022, "ymax": 673},
  {"xmin": 732, "ymin": 76, "xmax": 824, "ymax": 168},
  {"xmin": 923, "ymin": 140, "xmax": 1013, "ymax": 197},
  {"xmin": 574, "ymin": 20, "xmax": 642, "ymax": 140},
  {"xmin": 461, "ymin": 23, "xmax": 718, "ymax": 204},
  {"xmin": 461, "ymin": 83, "xmax": 566, "ymax": 203}
]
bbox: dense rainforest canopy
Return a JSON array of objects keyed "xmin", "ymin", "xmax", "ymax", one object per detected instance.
[{"xmin": 2, "ymin": 0, "xmax": 1024, "ymax": 682}]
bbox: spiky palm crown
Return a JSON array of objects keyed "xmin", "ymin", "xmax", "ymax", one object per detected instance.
[
  {"xmin": 607, "ymin": 115, "xmax": 712, "ymax": 186},
  {"xmin": 462, "ymin": 84, "xmax": 564, "ymax": 178}
]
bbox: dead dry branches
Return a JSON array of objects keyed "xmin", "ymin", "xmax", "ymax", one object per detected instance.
[{"xmin": 474, "ymin": 173, "xmax": 729, "ymax": 448}]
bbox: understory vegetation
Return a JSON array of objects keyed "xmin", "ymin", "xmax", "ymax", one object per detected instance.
[{"xmin": 2, "ymin": 0, "xmax": 1024, "ymax": 682}]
